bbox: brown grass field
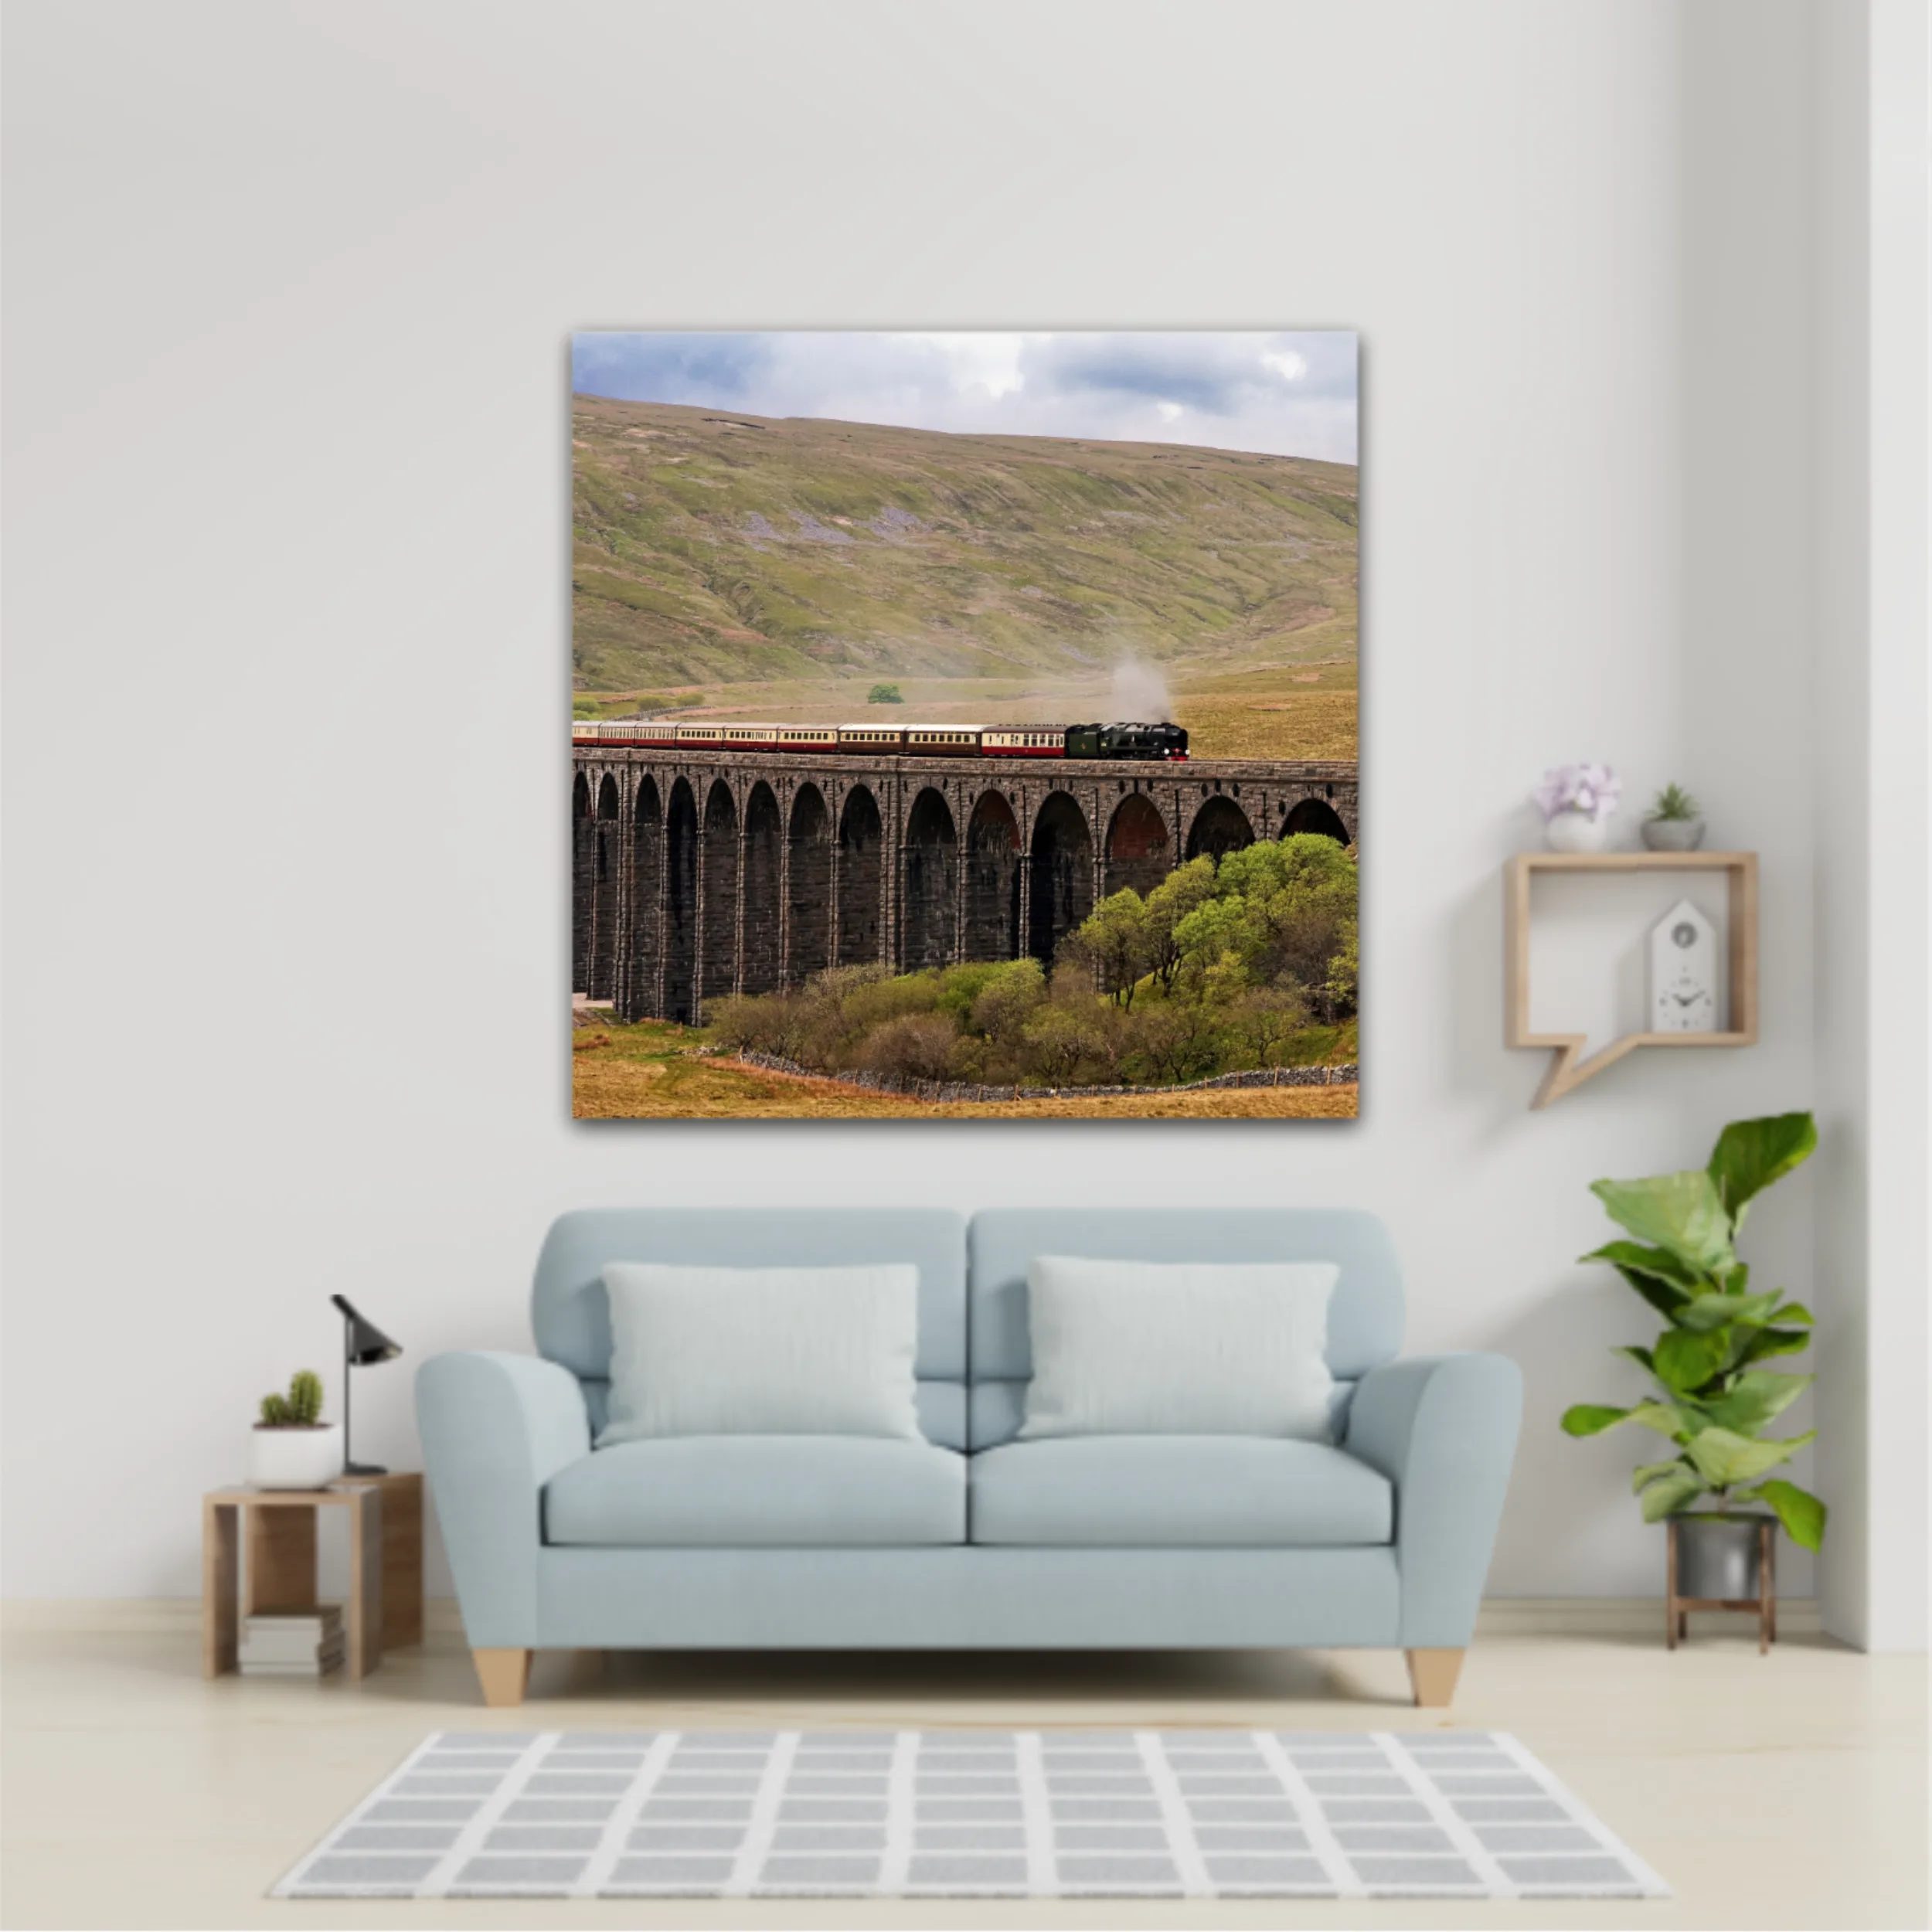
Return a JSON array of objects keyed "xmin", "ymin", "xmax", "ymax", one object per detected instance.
[
  {"xmin": 577, "ymin": 657, "xmax": 1357, "ymax": 764},
  {"xmin": 572, "ymin": 1020, "xmax": 1358, "ymax": 1121}
]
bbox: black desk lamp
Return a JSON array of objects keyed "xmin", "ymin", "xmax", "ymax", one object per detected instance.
[{"xmin": 331, "ymin": 1294, "xmax": 402, "ymax": 1475}]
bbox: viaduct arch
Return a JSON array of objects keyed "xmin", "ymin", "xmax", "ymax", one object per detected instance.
[{"xmin": 573, "ymin": 748, "xmax": 1358, "ymax": 1022}]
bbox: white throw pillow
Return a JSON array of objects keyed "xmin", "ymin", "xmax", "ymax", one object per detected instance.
[
  {"xmin": 598, "ymin": 1262, "xmax": 923, "ymax": 1444},
  {"xmin": 1019, "ymin": 1255, "xmax": 1339, "ymax": 1440}
]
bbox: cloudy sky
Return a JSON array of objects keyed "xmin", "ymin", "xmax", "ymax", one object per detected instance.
[{"xmin": 571, "ymin": 332, "xmax": 1357, "ymax": 464}]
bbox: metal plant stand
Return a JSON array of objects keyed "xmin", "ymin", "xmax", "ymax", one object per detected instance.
[{"xmin": 1666, "ymin": 1515, "xmax": 1776, "ymax": 1653}]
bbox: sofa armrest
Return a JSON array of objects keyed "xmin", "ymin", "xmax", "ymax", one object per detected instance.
[
  {"xmin": 1346, "ymin": 1352, "xmax": 1522, "ymax": 1646},
  {"xmin": 417, "ymin": 1351, "xmax": 590, "ymax": 1647}
]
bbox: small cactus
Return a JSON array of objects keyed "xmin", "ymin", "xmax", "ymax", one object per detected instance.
[
  {"xmin": 287, "ymin": 1370, "xmax": 324, "ymax": 1426},
  {"xmin": 257, "ymin": 1371, "xmax": 325, "ymax": 1427}
]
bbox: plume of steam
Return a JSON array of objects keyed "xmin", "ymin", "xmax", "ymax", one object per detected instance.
[{"xmin": 1109, "ymin": 658, "xmax": 1175, "ymax": 723}]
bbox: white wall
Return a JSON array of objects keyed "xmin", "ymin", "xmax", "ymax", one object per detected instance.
[
  {"xmin": 1808, "ymin": 0, "xmax": 1930, "ymax": 1652},
  {"xmin": 0, "ymin": 0, "xmax": 1856, "ymax": 1608}
]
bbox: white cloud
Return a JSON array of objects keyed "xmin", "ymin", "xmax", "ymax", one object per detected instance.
[
  {"xmin": 892, "ymin": 332, "xmax": 1035, "ymax": 400},
  {"xmin": 571, "ymin": 331, "xmax": 1358, "ymax": 462}
]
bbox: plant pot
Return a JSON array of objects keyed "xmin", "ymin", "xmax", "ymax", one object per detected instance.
[
  {"xmin": 1642, "ymin": 816, "xmax": 1706, "ymax": 851},
  {"xmin": 1545, "ymin": 808, "xmax": 1611, "ymax": 853},
  {"xmin": 1675, "ymin": 1512, "xmax": 1764, "ymax": 1600},
  {"xmin": 250, "ymin": 1423, "xmax": 343, "ymax": 1490}
]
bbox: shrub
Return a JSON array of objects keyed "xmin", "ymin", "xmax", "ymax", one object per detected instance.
[
  {"xmin": 706, "ymin": 995, "xmax": 780, "ymax": 1053},
  {"xmin": 841, "ymin": 969, "xmax": 946, "ymax": 1036},
  {"xmin": 934, "ymin": 961, "xmax": 1010, "ymax": 1020},
  {"xmin": 968, "ymin": 957, "xmax": 1047, "ymax": 1048},
  {"xmin": 857, "ymin": 1012, "xmax": 961, "ymax": 1083}
]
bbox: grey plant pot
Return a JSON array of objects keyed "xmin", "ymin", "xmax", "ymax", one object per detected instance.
[
  {"xmin": 1676, "ymin": 1512, "xmax": 1764, "ymax": 1600},
  {"xmin": 1641, "ymin": 815, "xmax": 1706, "ymax": 851}
]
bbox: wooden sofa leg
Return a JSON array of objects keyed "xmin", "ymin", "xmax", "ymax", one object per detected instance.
[
  {"xmin": 1406, "ymin": 1648, "xmax": 1464, "ymax": 1708},
  {"xmin": 473, "ymin": 1648, "xmax": 532, "ymax": 1708}
]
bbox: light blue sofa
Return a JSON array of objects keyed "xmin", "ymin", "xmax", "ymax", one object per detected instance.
[{"xmin": 418, "ymin": 1208, "xmax": 1521, "ymax": 1709}]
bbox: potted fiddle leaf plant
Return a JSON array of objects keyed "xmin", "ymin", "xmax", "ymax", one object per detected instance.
[{"xmin": 1561, "ymin": 1112, "xmax": 1825, "ymax": 1608}]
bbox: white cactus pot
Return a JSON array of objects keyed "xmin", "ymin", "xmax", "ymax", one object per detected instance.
[{"xmin": 250, "ymin": 1423, "xmax": 344, "ymax": 1490}]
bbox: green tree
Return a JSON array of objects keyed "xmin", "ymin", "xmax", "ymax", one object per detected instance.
[
  {"xmin": 1230, "ymin": 983, "xmax": 1308, "ymax": 1066},
  {"xmin": 1122, "ymin": 996, "xmax": 1222, "ymax": 1085},
  {"xmin": 1175, "ymin": 835, "xmax": 1356, "ymax": 996},
  {"xmin": 1070, "ymin": 889, "xmax": 1155, "ymax": 1007},
  {"xmin": 1320, "ymin": 919, "xmax": 1359, "ymax": 1021},
  {"xmin": 1140, "ymin": 859, "xmax": 1218, "ymax": 992},
  {"xmin": 867, "ymin": 682, "xmax": 904, "ymax": 705},
  {"xmin": 1022, "ymin": 1002, "xmax": 1101, "ymax": 1083}
]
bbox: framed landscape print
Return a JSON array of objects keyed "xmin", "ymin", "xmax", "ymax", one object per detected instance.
[{"xmin": 570, "ymin": 331, "xmax": 1359, "ymax": 1119}]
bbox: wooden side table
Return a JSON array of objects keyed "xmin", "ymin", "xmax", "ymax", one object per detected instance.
[
  {"xmin": 202, "ymin": 1472, "xmax": 423, "ymax": 1680},
  {"xmin": 1665, "ymin": 1515, "xmax": 1777, "ymax": 1654}
]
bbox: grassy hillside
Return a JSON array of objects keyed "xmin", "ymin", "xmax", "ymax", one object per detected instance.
[{"xmin": 571, "ymin": 396, "xmax": 1357, "ymax": 697}]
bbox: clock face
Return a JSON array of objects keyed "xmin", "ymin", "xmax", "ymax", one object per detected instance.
[{"xmin": 1656, "ymin": 971, "xmax": 1714, "ymax": 1032}]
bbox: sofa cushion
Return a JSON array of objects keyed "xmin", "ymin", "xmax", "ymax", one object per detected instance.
[
  {"xmin": 968, "ymin": 1436, "xmax": 1393, "ymax": 1547},
  {"xmin": 598, "ymin": 1261, "xmax": 921, "ymax": 1444},
  {"xmin": 1021, "ymin": 1255, "xmax": 1338, "ymax": 1440},
  {"xmin": 544, "ymin": 1437, "xmax": 967, "ymax": 1547}
]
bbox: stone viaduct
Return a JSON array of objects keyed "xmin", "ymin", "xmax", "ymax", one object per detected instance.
[{"xmin": 572, "ymin": 750, "xmax": 1358, "ymax": 1023}]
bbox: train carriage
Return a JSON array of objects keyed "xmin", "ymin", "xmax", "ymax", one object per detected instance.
[
  {"xmin": 570, "ymin": 718, "xmax": 1187, "ymax": 760},
  {"xmin": 981, "ymin": 727, "xmax": 1066, "ymax": 757},
  {"xmin": 898, "ymin": 725, "xmax": 984, "ymax": 755}
]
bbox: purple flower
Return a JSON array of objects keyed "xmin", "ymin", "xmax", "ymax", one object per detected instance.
[{"xmin": 1534, "ymin": 763, "xmax": 1621, "ymax": 821}]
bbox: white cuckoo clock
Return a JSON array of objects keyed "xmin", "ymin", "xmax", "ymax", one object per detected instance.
[{"xmin": 1649, "ymin": 899, "xmax": 1717, "ymax": 1033}]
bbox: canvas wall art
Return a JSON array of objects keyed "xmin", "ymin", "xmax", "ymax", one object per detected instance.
[{"xmin": 570, "ymin": 331, "xmax": 1359, "ymax": 1119}]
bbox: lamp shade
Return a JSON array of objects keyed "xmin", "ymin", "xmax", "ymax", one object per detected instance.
[{"xmin": 330, "ymin": 1294, "xmax": 401, "ymax": 1366}]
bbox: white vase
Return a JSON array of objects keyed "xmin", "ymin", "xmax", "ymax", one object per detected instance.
[
  {"xmin": 249, "ymin": 1423, "xmax": 344, "ymax": 1491},
  {"xmin": 1546, "ymin": 809, "xmax": 1610, "ymax": 853}
]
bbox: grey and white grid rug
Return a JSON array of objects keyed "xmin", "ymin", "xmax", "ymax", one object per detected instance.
[{"xmin": 275, "ymin": 1727, "xmax": 1668, "ymax": 1900}]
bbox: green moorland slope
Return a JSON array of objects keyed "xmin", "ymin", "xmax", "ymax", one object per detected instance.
[{"xmin": 571, "ymin": 396, "xmax": 1358, "ymax": 700}]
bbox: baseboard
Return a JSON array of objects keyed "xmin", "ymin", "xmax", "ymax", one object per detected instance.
[
  {"xmin": 0, "ymin": 1597, "xmax": 470, "ymax": 1637},
  {"xmin": 5, "ymin": 1595, "xmax": 1823, "ymax": 1638},
  {"xmin": 1478, "ymin": 1595, "xmax": 1823, "ymax": 1636}
]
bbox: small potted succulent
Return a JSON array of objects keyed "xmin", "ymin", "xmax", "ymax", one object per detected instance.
[
  {"xmin": 1562, "ymin": 1113, "xmax": 1825, "ymax": 1617},
  {"xmin": 250, "ymin": 1370, "xmax": 343, "ymax": 1489},
  {"xmin": 1641, "ymin": 782, "xmax": 1706, "ymax": 851},
  {"xmin": 1533, "ymin": 763, "xmax": 1621, "ymax": 852}
]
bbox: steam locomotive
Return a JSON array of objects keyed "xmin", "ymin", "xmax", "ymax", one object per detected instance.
[{"xmin": 570, "ymin": 719, "xmax": 1190, "ymax": 760}]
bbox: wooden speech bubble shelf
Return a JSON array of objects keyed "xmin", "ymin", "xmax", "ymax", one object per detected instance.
[{"xmin": 1505, "ymin": 851, "xmax": 1759, "ymax": 1108}]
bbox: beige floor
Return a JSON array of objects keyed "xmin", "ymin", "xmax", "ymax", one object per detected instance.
[{"xmin": 1, "ymin": 1605, "xmax": 1924, "ymax": 1931}]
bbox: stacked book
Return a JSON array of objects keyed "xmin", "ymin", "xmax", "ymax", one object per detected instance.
[{"xmin": 240, "ymin": 1607, "xmax": 343, "ymax": 1676}]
